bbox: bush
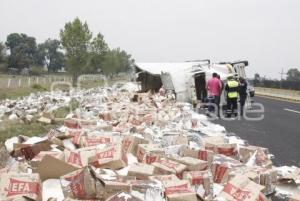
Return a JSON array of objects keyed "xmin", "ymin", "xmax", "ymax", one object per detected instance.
[
  {"xmin": 0, "ymin": 63, "xmax": 8, "ymax": 73},
  {"xmin": 30, "ymin": 66, "xmax": 46, "ymax": 76},
  {"xmin": 31, "ymin": 84, "xmax": 46, "ymax": 90}
]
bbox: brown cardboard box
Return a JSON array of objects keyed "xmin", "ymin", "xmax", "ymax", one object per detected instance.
[
  {"xmin": 35, "ymin": 155, "xmax": 79, "ymax": 181},
  {"xmin": 12, "ymin": 140, "xmax": 52, "ymax": 160},
  {"xmin": 81, "ymin": 134, "xmax": 113, "ymax": 147},
  {"xmin": 181, "ymin": 146, "xmax": 214, "ymax": 165},
  {"xmin": 64, "ymin": 118, "xmax": 82, "ymax": 129},
  {"xmin": 65, "ymin": 128, "xmax": 84, "ymax": 146},
  {"xmin": 64, "ymin": 146, "xmax": 97, "ymax": 168},
  {"xmin": 0, "ymin": 172, "xmax": 42, "ymax": 201},
  {"xmin": 149, "ymin": 174, "xmax": 180, "ymax": 182},
  {"xmin": 128, "ymin": 163, "xmax": 155, "ymax": 180},
  {"xmin": 89, "ymin": 144, "xmax": 127, "ymax": 170},
  {"xmin": 163, "ymin": 180, "xmax": 197, "ymax": 201},
  {"xmin": 220, "ymin": 174, "xmax": 265, "ymax": 201},
  {"xmin": 136, "ymin": 144, "xmax": 165, "ymax": 164},
  {"xmin": 205, "ymin": 141, "xmax": 237, "ymax": 158},
  {"xmin": 122, "ymin": 135, "xmax": 149, "ymax": 155},
  {"xmin": 258, "ymin": 168, "xmax": 278, "ymax": 195},
  {"xmin": 183, "ymin": 171, "xmax": 212, "ymax": 194},
  {"xmin": 152, "ymin": 158, "xmax": 186, "ymax": 178},
  {"xmin": 95, "ymin": 177, "xmax": 131, "ymax": 200},
  {"xmin": 239, "ymin": 145, "xmax": 269, "ymax": 163},
  {"xmin": 211, "ymin": 155, "xmax": 243, "ymax": 184},
  {"xmin": 30, "ymin": 151, "xmax": 64, "ymax": 168},
  {"xmin": 169, "ymin": 155, "xmax": 208, "ymax": 171},
  {"xmin": 60, "ymin": 167, "xmax": 97, "ymax": 200}
]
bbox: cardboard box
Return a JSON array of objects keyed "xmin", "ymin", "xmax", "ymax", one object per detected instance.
[
  {"xmin": 152, "ymin": 158, "xmax": 186, "ymax": 178},
  {"xmin": 211, "ymin": 155, "xmax": 243, "ymax": 184},
  {"xmin": 183, "ymin": 171, "xmax": 212, "ymax": 194},
  {"xmin": 95, "ymin": 177, "xmax": 131, "ymax": 200},
  {"xmin": 65, "ymin": 146, "xmax": 97, "ymax": 168},
  {"xmin": 128, "ymin": 163, "xmax": 155, "ymax": 180},
  {"xmin": 181, "ymin": 146, "xmax": 214, "ymax": 166},
  {"xmin": 81, "ymin": 134, "xmax": 113, "ymax": 147},
  {"xmin": 66, "ymin": 128, "xmax": 84, "ymax": 146},
  {"xmin": 31, "ymin": 151, "xmax": 64, "ymax": 168},
  {"xmin": 12, "ymin": 140, "xmax": 52, "ymax": 160},
  {"xmin": 89, "ymin": 144, "xmax": 128, "ymax": 170},
  {"xmin": 149, "ymin": 174, "xmax": 180, "ymax": 182},
  {"xmin": 136, "ymin": 144, "xmax": 165, "ymax": 164},
  {"xmin": 163, "ymin": 180, "xmax": 197, "ymax": 201},
  {"xmin": 0, "ymin": 173, "xmax": 42, "ymax": 201},
  {"xmin": 35, "ymin": 155, "xmax": 79, "ymax": 181},
  {"xmin": 205, "ymin": 142, "xmax": 237, "ymax": 158},
  {"xmin": 259, "ymin": 168, "xmax": 278, "ymax": 195},
  {"xmin": 122, "ymin": 135, "xmax": 149, "ymax": 155},
  {"xmin": 60, "ymin": 167, "xmax": 97, "ymax": 200},
  {"xmin": 169, "ymin": 155, "xmax": 208, "ymax": 171},
  {"xmin": 220, "ymin": 174, "xmax": 265, "ymax": 201},
  {"xmin": 239, "ymin": 145, "xmax": 269, "ymax": 163}
]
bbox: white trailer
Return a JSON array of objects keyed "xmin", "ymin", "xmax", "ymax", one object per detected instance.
[{"xmin": 135, "ymin": 60, "xmax": 251, "ymax": 108}]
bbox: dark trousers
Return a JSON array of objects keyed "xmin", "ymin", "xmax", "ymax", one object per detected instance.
[
  {"xmin": 226, "ymin": 98, "xmax": 238, "ymax": 117},
  {"xmin": 239, "ymin": 95, "xmax": 247, "ymax": 115},
  {"xmin": 208, "ymin": 95, "xmax": 220, "ymax": 116}
]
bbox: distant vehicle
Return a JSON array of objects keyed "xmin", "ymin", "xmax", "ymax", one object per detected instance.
[{"xmin": 135, "ymin": 60, "xmax": 252, "ymax": 108}]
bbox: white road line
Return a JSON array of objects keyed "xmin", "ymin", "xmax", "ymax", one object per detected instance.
[{"xmin": 284, "ymin": 108, "xmax": 300, "ymax": 114}]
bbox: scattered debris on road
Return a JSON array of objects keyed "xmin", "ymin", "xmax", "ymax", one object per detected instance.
[{"xmin": 0, "ymin": 82, "xmax": 299, "ymax": 201}]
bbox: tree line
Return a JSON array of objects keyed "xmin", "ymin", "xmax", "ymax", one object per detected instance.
[
  {"xmin": 0, "ymin": 17, "xmax": 134, "ymax": 85},
  {"xmin": 253, "ymin": 68, "xmax": 300, "ymax": 90}
]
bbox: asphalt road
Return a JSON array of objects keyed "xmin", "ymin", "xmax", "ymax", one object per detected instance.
[{"xmin": 214, "ymin": 96, "xmax": 300, "ymax": 167}]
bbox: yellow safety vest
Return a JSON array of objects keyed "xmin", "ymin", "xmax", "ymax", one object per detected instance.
[{"xmin": 227, "ymin": 80, "xmax": 239, "ymax": 98}]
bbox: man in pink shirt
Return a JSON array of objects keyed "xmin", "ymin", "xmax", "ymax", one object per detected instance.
[{"xmin": 206, "ymin": 73, "xmax": 222, "ymax": 116}]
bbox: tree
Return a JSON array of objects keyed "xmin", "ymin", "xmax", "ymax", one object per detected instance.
[
  {"xmin": 101, "ymin": 48, "xmax": 134, "ymax": 76},
  {"xmin": 6, "ymin": 33, "xmax": 38, "ymax": 69},
  {"xmin": 60, "ymin": 18, "xmax": 92, "ymax": 86},
  {"xmin": 87, "ymin": 33, "xmax": 109, "ymax": 73},
  {"xmin": 0, "ymin": 42, "xmax": 6, "ymax": 62},
  {"xmin": 37, "ymin": 39, "xmax": 64, "ymax": 72},
  {"xmin": 286, "ymin": 68, "xmax": 300, "ymax": 81},
  {"xmin": 0, "ymin": 42, "xmax": 8, "ymax": 71},
  {"xmin": 254, "ymin": 73, "xmax": 260, "ymax": 81}
]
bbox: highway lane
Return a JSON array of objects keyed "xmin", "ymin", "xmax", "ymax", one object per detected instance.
[{"xmin": 214, "ymin": 96, "xmax": 300, "ymax": 166}]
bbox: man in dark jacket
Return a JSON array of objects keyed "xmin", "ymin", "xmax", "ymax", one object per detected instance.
[{"xmin": 239, "ymin": 77, "xmax": 248, "ymax": 116}]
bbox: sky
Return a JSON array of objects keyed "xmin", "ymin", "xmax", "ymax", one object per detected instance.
[{"xmin": 1, "ymin": 0, "xmax": 300, "ymax": 79}]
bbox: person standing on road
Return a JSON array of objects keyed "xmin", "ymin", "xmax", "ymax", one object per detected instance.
[
  {"xmin": 239, "ymin": 77, "xmax": 248, "ymax": 116},
  {"xmin": 225, "ymin": 75, "xmax": 239, "ymax": 118},
  {"xmin": 206, "ymin": 72, "xmax": 222, "ymax": 117}
]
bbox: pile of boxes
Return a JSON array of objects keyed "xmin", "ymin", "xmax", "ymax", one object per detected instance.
[{"xmin": 0, "ymin": 83, "xmax": 299, "ymax": 201}]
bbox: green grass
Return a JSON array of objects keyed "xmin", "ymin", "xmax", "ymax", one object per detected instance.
[
  {"xmin": 0, "ymin": 85, "xmax": 48, "ymax": 100},
  {"xmin": 0, "ymin": 99, "xmax": 80, "ymax": 143},
  {"xmin": 0, "ymin": 120, "xmax": 57, "ymax": 142}
]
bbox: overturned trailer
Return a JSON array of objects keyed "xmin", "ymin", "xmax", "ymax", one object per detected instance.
[{"xmin": 135, "ymin": 60, "xmax": 251, "ymax": 107}]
